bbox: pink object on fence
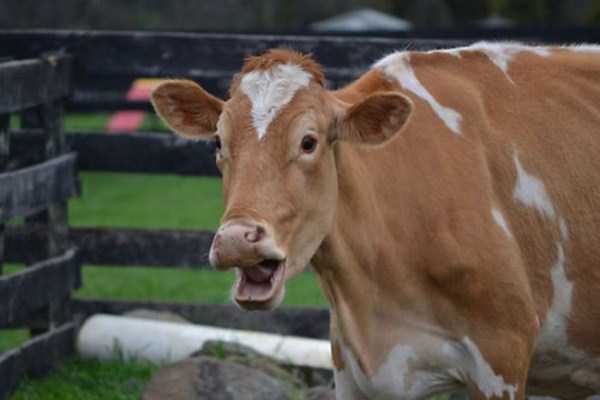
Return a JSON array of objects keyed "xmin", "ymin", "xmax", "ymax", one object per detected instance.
[{"xmin": 106, "ymin": 79, "xmax": 164, "ymax": 134}]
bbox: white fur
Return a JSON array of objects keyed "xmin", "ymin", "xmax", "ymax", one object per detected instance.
[
  {"xmin": 513, "ymin": 152, "xmax": 556, "ymax": 220},
  {"xmin": 460, "ymin": 337, "xmax": 518, "ymax": 400},
  {"xmin": 335, "ymin": 367, "xmax": 367, "ymax": 400},
  {"xmin": 374, "ymin": 52, "xmax": 462, "ymax": 135},
  {"xmin": 240, "ymin": 63, "xmax": 311, "ymax": 139},
  {"xmin": 430, "ymin": 41, "xmax": 551, "ymax": 82},
  {"xmin": 466, "ymin": 42, "xmax": 550, "ymax": 79},
  {"xmin": 538, "ymin": 244, "xmax": 573, "ymax": 350},
  {"xmin": 567, "ymin": 44, "xmax": 600, "ymax": 53},
  {"xmin": 491, "ymin": 207, "xmax": 513, "ymax": 239},
  {"xmin": 337, "ymin": 333, "xmax": 516, "ymax": 399},
  {"xmin": 340, "ymin": 342, "xmax": 459, "ymax": 399},
  {"xmin": 559, "ymin": 217, "xmax": 569, "ymax": 242}
]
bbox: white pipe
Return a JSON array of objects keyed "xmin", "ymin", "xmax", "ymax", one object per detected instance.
[{"xmin": 77, "ymin": 314, "xmax": 332, "ymax": 370}]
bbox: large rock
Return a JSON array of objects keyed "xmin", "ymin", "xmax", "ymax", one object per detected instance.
[
  {"xmin": 195, "ymin": 340, "xmax": 331, "ymax": 389},
  {"xmin": 141, "ymin": 356, "xmax": 292, "ymax": 400}
]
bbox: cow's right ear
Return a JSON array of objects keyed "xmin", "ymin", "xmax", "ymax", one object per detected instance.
[{"xmin": 151, "ymin": 80, "xmax": 223, "ymax": 140}]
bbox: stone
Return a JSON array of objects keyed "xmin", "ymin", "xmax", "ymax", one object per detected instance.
[
  {"xmin": 141, "ymin": 356, "xmax": 293, "ymax": 400},
  {"xmin": 305, "ymin": 386, "xmax": 336, "ymax": 400}
]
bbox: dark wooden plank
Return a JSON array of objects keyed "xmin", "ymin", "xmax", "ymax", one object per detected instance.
[
  {"xmin": 0, "ymin": 114, "xmax": 8, "ymax": 170},
  {"xmin": 0, "ymin": 114, "xmax": 8, "ymax": 275},
  {"xmin": 0, "ymin": 322, "xmax": 75, "ymax": 399},
  {"xmin": 11, "ymin": 130, "xmax": 218, "ymax": 176},
  {"xmin": 6, "ymin": 226, "xmax": 214, "ymax": 267},
  {"xmin": 67, "ymin": 131, "xmax": 219, "ymax": 176},
  {"xmin": 73, "ymin": 299, "xmax": 330, "ymax": 339},
  {"xmin": 0, "ymin": 30, "xmax": 466, "ymax": 77},
  {"xmin": 0, "ymin": 54, "xmax": 72, "ymax": 114},
  {"xmin": 0, "ymin": 153, "xmax": 78, "ymax": 223},
  {"xmin": 0, "ymin": 31, "xmax": 467, "ymax": 100},
  {"xmin": 0, "ymin": 248, "xmax": 80, "ymax": 327},
  {"xmin": 71, "ymin": 227, "xmax": 214, "ymax": 267}
]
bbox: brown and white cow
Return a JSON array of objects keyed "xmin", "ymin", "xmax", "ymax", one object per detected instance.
[{"xmin": 151, "ymin": 43, "xmax": 600, "ymax": 399}]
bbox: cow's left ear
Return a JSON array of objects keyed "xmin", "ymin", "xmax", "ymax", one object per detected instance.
[{"xmin": 334, "ymin": 92, "xmax": 413, "ymax": 145}]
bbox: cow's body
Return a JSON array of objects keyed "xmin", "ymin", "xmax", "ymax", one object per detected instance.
[
  {"xmin": 152, "ymin": 43, "xmax": 600, "ymax": 399},
  {"xmin": 319, "ymin": 44, "xmax": 600, "ymax": 399}
]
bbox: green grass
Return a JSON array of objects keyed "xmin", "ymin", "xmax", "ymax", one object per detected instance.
[
  {"xmin": 4, "ymin": 167, "xmax": 327, "ymax": 399},
  {"xmin": 70, "ymin": 172, "xmax": 224, "ymax": 229},
  {"xmin": 77, "ymin": 266, "xmax": 325, "ymax": 306},
  {"xmin": 11, "ymin": 358, "xmax": 157, "ymax": 400}
]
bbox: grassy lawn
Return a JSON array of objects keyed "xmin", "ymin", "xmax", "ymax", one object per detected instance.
[
  {"xmin": 11, "ymin": 358, "xmax": 157, "ymax": 400},
  {"xmin": 3, "ymin": 164, "xmax": 327, "ymax": 398}
]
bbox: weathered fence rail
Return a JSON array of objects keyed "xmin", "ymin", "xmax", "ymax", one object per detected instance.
[
  {"xmin": 0, "ymin": 51, "xmax": 81, "ymax": 398},
  {"xmin": 6, "ymin": 225, "xmax": 214, "ymax": 267},
  {"xmin": 0, "ymin": 30, "xmax": 468, "ymax": 109}
]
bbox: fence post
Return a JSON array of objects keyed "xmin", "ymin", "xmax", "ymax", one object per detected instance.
[
  {"xmin": 0, "ymin": 113, "xmax": 8, "ymax": 276},
  {"xmin": 21, "ymin": 97, "xmax": 71, "ymax": 333}
]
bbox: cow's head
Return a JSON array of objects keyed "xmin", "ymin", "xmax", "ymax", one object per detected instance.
[{"xmin": 152, "ymin": 49, "xmax": 412, "ymax": 310}]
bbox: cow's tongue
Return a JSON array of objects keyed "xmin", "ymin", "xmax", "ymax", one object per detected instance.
[{"xmin": 235, "ymin": 260, "xmax": 284, "ymax": 302}]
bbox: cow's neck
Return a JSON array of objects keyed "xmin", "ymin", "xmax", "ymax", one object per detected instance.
[{"xmin": 313, "ymin": 141, "xmax": 401, "ymax": 374}]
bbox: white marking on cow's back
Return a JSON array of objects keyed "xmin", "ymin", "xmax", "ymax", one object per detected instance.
[
  {"xmin": 468, "ymin": 42, "xmax": 550, "ymax": 77},
  {"xmin": 374, "ymin": 52, "xmax": 462, "ymax": 135},
  {"xmin": 568, "ymin": 44, "xmax": 600, "ymax": 53},
  {"xmin": 429, "ymin": 41, "xmax": 551, "ymax": 82},
  {"xmin": 491, "ymin": 207, "xmax": 513, "ymax": 239},
  {"xmin": 240, "ymin": 63, "xmax": 311, "ymax": 139},
  {"xmin": 513, "ymin": 152, "xmax": 556, "ymax": 220}
]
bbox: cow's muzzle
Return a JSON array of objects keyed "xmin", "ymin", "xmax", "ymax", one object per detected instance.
[{"xmin": 209, "ymin": 219, "xmax": 286, "ymax": 309}]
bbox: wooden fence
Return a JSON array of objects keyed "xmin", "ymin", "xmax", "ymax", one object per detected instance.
[
  {"xmin": 0, "ymin": 53, "xmax": 81, "ymax": 398},
  {"xmin": 0, "ymin": 30, "xmax": 469, "ymax": 397}
]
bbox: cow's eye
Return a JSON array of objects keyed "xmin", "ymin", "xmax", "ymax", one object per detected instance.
[{"xmin": 300, "ymin": 135, "xmax": 318, "ymax": 154}]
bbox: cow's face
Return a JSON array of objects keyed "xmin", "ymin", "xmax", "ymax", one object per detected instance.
[{"xmin": 152, "ymin": 50, "xmax": 412, "ymax": 310}]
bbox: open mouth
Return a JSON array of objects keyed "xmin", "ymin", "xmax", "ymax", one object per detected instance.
[{"xmin": 234, "ymin": 259, "xmax": 286, "ymax": 305}]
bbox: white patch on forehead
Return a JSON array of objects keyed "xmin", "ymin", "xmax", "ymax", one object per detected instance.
[
  {"xmin": 491, "ymin": 208, "xmax": 513, "ymax": 239},
  {"xmin": 374, "ymin": 52, "xmax": 462, "ymax": 135},
  {"xmin": 240, "ymin": 63, "xmax": 311, "ymax": 140},
  {"xmin": 513, "ymin": 152, "xmax": 556, "ymax": 220}
]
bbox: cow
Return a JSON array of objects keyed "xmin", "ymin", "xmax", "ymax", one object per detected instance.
[{"xmin": 151, "ymin": 43, "xmax": 600, "ymax": 399}]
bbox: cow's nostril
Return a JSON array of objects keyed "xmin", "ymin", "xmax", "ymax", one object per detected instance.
[{"xmin": 245, "ymin": 225, "xmax": 265, "ymax": 243}]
